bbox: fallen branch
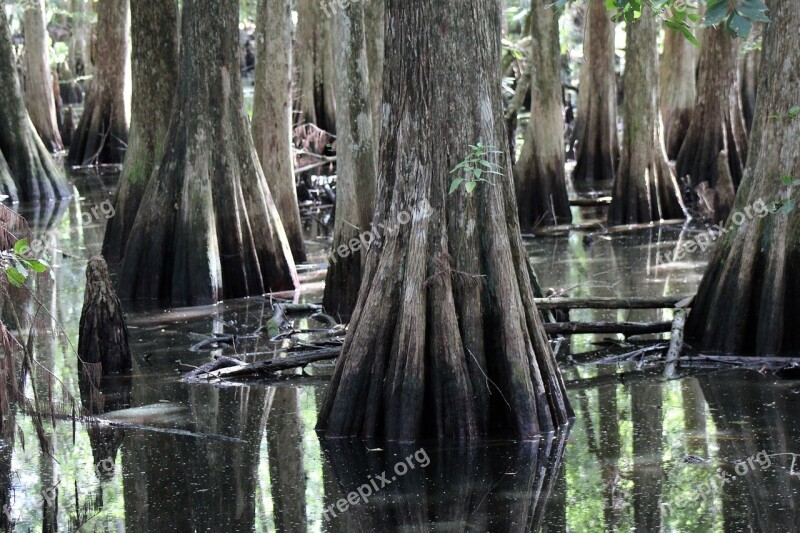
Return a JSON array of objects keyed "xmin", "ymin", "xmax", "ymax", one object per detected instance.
[
  {"xmin": 535, "ymin": 296, "xmax": 692, "ymax": 310},
  {"xmin": 198, "ymin": 346, "xmax": 341, "ymax": 379},
  {"xmin": 569, "ymin": 197, "xmax": 612, "ymax": 207},
  {"xmin": 544, "ymin": 321, "xmax": 673, "ymax": 335}
]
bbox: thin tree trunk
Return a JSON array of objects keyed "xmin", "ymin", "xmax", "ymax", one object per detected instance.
[
  {"xmin": 69, "ymin": 0, "xmax": 93, "ymax": 79},
  {"xmin": 294, "ymin": 0, "xmax": 317, "ymax": 126},
  {"xmin": 660, "ymin": 25, "xmax": 697, "ymax": 160},
  {"xmin": 572, "ymin": 0, "xmax": 619, "ymax": 182},
  {"xmin": 685, "ymin": 0, "xmax": 800, "ymax": 356},
  {"xmin": 609, "ymin": 9, "xmax": 686, "ymax": 225},
  {"xmin": 676, "ymin": 27, "xmax": 748, "ymax": 190},
  {"xmin": 315, "ymin": 16, "xmax": 337, "ymax": 134},
  {"xmin": 0, "ymin": 8, "xmax": 70, "ymax": 202},
  {"xmin": 117, "ymin": 0, "xmax": 298, "ymax": 306},
  {"xmin": 739, "ymin": 28, "xmax": 761, "ymax": 132},
  {"xmin": 67, "ymin": 0, "xmax": 130, "ymax": 166},
  {"xmin": 252, "ymin": 0, "xmax": 306, "ymax": 262},
  {"xmin": 513, "ymin": 0, "xmax": 571, "ymax": 228},
  {"xmin": 322, "ymin": 0, "xmax": 377, "ymax": 320},
  {"xmin": 23, "ymin": 0, "xmax": 63, "ymax": 152},
  {"xmin": 102, "ymin": 0, "xmax": 179, "ymax": 266},
  {"xmin": 317, "ymin": 0, "xmax": 572, "ymax": 441},
  {"xmin": 295, "ymin": 0, "xmax": 336, "ymax": 133}
]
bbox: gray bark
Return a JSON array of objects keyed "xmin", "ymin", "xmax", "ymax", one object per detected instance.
[
  {"xmin": 660, "ymin": 24, "xmax": 697, "ymax": 159},
  {"xmin": 252, "ymin": 0, "xmax": 306, "ymax": 262}
]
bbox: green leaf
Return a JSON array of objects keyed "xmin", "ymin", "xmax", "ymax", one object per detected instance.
[
  {"xmin": 21, "ymin": 259, "xmax": 47, "ymax": 273},
  {"xmin": 782, "ymin": 175, "xmax": 794, "ymax": 186},
  {"xmin": 449, "ymin": 178, "xmax": 464, "ymax": 194},
  {"xmin": 737, "ymin": 4, "xmax": 770, "ymax": 22},
  {"xmin": 472, "ymin": 168, "xmax": 484, "ymax": 180},
  {"xmin": 789, "ymin": 106, "xmax": 800, "ymax": 118},
  {"xmin": 5, "ymin": 267, "xmax": 25, "ymax": 287},
  {"xmin": 464, "ymin": 181, "xmax": 477, "ymax": 194},
  {"xmin": 703, "ymin": 0, "xmax": 729, "ymax": 26},
  {"xmin": 727, "ymin": 12, "xmax": 753, "ymax": 38},
  {"xmin": 780, "ymin": 200, "xmax": 796, "ymax": 215},
  {"xmin": 450, "ymin": 161, "xmax": 468, "ymax": 173},
  {"xmin": 13, "ymin": 239, "xmax": 28, "ymax": 256}
]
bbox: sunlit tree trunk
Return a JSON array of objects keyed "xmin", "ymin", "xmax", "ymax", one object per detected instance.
[
  {"xmin": 685, "ymin": 0, "xmax": 800, "ymax": 355},
  {"xmin": 609, "ymin": 9, "xmax": 686, "ymax": 225},
  {"xmin": 67, "ymin": 0, "xmax": 130, "ymax": 166},
  {"xmin": 364, "ymin": 0, "xmax": 384, "ymax": 146},
  {"xmin": 676, "ymin": 27, "xmax": 747, "ymax": 189},
  {"xmin": 252, "ymin": 0, "xmax": 306, "ymax": 262},
  {"xmin": 739, "ymin": 29, "xmax": 761, "ymax": 132},
  {"xmin": 23, "ymin": 0, "xmax": 63, "ymax": 152},
  {"xmin": 117, "ymin": 0, "xmax": 298, "ymax": 306},
  {"xmin": 660, "ymin": 25, "xmax": 697, "ymax": 159},
  {"xmin": 69, "ymin": 0, "xmax": 93, "ymax": 79},
  {"xmin": 102, "ymin": 0, "xmax": 179, "ymax": 266},
  {"xmin": 0, "ymin": 8, "xmax": 69, "ymax": 202},
  {"xmin": 513, "ymin": 0, "xmax": 571, "ymax": 228},
  {"xmin": 317, "ymin": 0, "xmax": 572, "ymax": 441},
  {"xmin": 295, "ymin": 0, "xmax": 336, "ymax": 132},
  {"xmin": 323, "ymin": 0, "xmax": 377, "ymax": 319},
  {"xmin": 572, "ymin": 0, "xmax": 619, "ymax": 182}
]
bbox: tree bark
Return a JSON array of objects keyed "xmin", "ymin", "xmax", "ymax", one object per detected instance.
[
  {"xmin": 513, "ymin": 0, "xmax": 571, "ymax": 228},
  {"xmin": 23, "ymin": 0, "xmax": 63, "ymax": 152},
  {"xmin": 0, "ymin": 7, "xmax": 70, "ymax": 202},
  {"xmin": 295, "ymin": 0, "xmax": 336, "ymax": 133},
  {"xmin": 685, "ymin": 0, "xmax": 800, "ymax": 356},
  {"xmin": 364, "ymin": 0, "xmax": 384, "ymax": 146},
  {"xmin": 572, "ymin": 0, "xmax": 619, "ymax": 182},
  {"xmin": 660, "ymin": 23, "xmax": 697, "ymax": 159},
  {"xmin": 67, "ymin": 0, "xmax": 130, "ymax": 166},
  {"xmin": 739, "ymin": 30, "xmax": 760, "ymax": 132},
  {"xmin": 252, "ymin": 0, "xmax": 306, "ymax": 262},
  {"xmin": 323, "ymin": 0, "xmax": 377, "ymax": 320},
  {"xmin": 609, "ymin": 9, "xmax": 686, "ymax": 225},
  {"xmin": 675, "ymin": 27, "xmax": 748, "ymax": 190},
  {"xmin": 317, "ymin": 0, "xmax": 572, "ymax": 441},
  {"xmin": 69, "ymin": 0, "xmax": 93, "ymax": 80},
  {"xmin": 102, "ymin": 0, "xmax": 179, "ymax": 266},
  {"xmin": 116, "ymin": 0, "xmax": 298, "ymax": 306}
]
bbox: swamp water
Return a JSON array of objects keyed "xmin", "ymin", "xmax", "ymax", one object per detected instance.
[{"xmin": 1, "ymin": 172, "xmax": 798, "ymax": 532}]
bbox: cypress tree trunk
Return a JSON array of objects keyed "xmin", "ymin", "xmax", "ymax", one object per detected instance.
[
  {"xmin": 322, "ymin": 0, "xmax": 377, "ymax": 319},
  {"xmin": 609, "ymin": 9, "xmax": 686, "ymax": 225},
  {"xmin": 685, "ymin": 0, "xmax": 800, "ymax": 356},
  {"xmin": 739, "ymin": 30, "xmax": 760, "ymax": 132},
  {"xmin": 513, "ymin": 0, "xmax": 571, "ymax": 228},
  {"xmin": 116, "ymin": 0, "xmax": 298, "ymax": 306},
  {"xmin": 23, "ymin": 0, "xmax": 63, "ymax": 152},
  {"xmin": 102, "ymin": 0, "xmax": 179, "ymax": 266},
  {"xmin": 676, "ymin": 27, "xmax": 748, "ymax": 189},
  {"xmin": 317, "ymin": 0, "xmax": 572, "ymax": 441},
  {"xmin": 67, "ymin": 0, "xmax": 130, "ymax": 166},
  {"xmin": 252, "ymin": 0, "xmax": 306, "ymax": 262},
  {"xmin": 572, "ymin": 0, "xmax": 619, "ymax": 182},
  {"xmin": 364, "ymin": 0, "xmax": 384, "ymax": 146},
  {"xmin": 69, "ymin": 0, "xmax": 93, "ymax": 79},
  {"xmin": 0, "ymin": 7, "xmax": 69, "ymax": 202},
  {"xmin": 660, "ymin": 25, "xmax": 697, "ymax": 160},
  {"xmin": 295, "ymin": 0, "xmax": 336, "ymax": 133}
]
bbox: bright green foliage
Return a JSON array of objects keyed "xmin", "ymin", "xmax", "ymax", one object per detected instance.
[
  {"xmin": 2, "ymin": 239, "xmax": 51, "ymax": 288},
  {"xmin": 551, "ymin": 0, "xmax": 769, "ymax": 40},
  {"xmin": 449, "ymin": 143, "xmax": 504, "ymax": 195}
]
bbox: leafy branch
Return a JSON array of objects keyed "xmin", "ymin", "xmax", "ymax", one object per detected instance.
[
  {"xmin": 1, "ymin": 239, "xmax": 51, "ymax": 288},
  {"xmin": 449, "ymin": 143, "xmax": 504, "ymax": 195}
]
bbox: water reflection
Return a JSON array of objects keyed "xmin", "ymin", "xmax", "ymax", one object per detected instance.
[{"xmin": 0, "ymin": 174, "xmax": 797, "ymax": 531}]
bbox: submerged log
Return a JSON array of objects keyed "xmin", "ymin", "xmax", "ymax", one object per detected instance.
[{"xmin": 78, "ymin": 257, "xmax": 132, "ymax": 380}]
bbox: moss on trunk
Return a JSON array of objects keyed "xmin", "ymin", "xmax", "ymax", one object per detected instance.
[{"xmin": 103, "ymin": 0, "xmax": 179, "ymax": 266}]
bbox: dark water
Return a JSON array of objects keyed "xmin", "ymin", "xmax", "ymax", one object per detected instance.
[{"xmin": 1, "ymin": 172, "xmax": 798, "ymax": 532}]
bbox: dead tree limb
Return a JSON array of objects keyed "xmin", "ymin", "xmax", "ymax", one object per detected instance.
[{"xmin": 544, "ymin": 321, "xmax": 673, "ymax": 335}]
